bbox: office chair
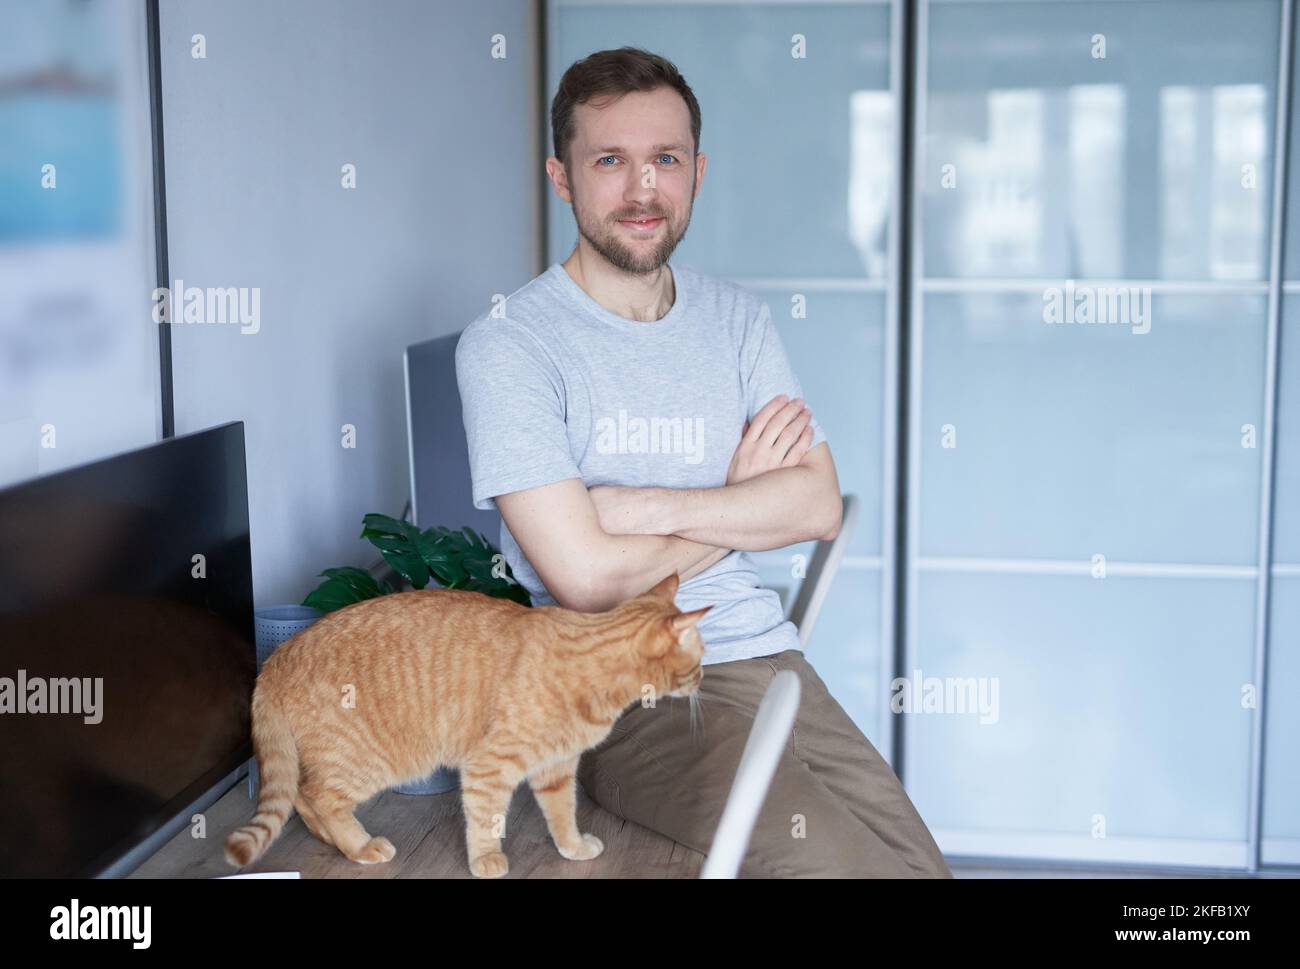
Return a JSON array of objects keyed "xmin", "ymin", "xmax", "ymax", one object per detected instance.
[{"xmin": 404, "ymin": 331, "xmax": 500, "ymax": 540}]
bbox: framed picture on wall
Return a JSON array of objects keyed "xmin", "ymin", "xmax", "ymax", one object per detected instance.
[{"xmin": 0, "ymin": 0, "xmax": 163, "ymax": 487}]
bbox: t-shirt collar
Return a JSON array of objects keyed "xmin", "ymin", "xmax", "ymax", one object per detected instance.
[{"xmin": 547, "ymin": 260, "xmax": 688, "ymax": 335}]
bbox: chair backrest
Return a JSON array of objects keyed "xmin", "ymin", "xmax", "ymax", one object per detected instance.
[
  {"xmin": 404, "ymin": 331, "xmax": 500, "ymax": 537},
  {"xmin": 700, "ymin": 669, "xmax": 801, "ymax": 878},
  {"xmin": 786, "ymin": 493, "xmax": 860, "ymax": 650}
]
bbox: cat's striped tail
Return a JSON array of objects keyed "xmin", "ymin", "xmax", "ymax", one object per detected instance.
[{"xmin": 224, "ymin": 690, "xmax": 300, "ymax": 867}]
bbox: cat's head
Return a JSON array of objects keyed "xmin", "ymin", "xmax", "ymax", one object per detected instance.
[{"xmin": 628, "ymin": 572, "xmax": 712, "ymax": 700}]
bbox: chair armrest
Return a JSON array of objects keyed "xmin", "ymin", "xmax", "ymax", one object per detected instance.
[
  {"xmin": 701, "ymin": 670, "xmax": 801, "ymax": 878},
  {"xmin": 787, "ymin": 493, "xmax": 860, "ymax": 650}
]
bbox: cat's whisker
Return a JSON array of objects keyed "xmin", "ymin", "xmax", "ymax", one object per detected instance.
[{"xmin": 688, "ymin": 690, "xmax": 706, "ymax": 743}]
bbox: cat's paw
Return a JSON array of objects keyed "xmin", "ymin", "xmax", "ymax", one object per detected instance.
[
  {"xmin": 558, "ymin": 832, "xmax": 604, "ymax": 861},
  {"xmin": 469, "ymin": 851, "xmax": 510, "ymax": 878},
  {"xmin": 351, "ymin": 836, "xmax": 396, "ymax": 864}
]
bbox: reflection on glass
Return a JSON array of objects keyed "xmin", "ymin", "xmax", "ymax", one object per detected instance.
[
  {"xmin": 1069, "ymin": 84, "xmax": 1124, "ymax": 278},
  {"xmin": 925, "ymin": 0, "xmax": 1276, "ymax": 280},
  {"xmin": 849, "ymin": 90, "xmax": 893, "ymax": 278}
]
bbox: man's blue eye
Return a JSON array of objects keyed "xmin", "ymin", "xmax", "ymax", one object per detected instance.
[{"xmin": 597, "ymin": 155, "xmax": 676, "ymax": 166}]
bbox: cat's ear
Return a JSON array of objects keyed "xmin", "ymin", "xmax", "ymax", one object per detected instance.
[
  {"xmin": 647, "ymin": 571, "xmax": 680, "ymax": 601},
  {"xmin": 670, "ymin": 605, "xmax": 712, "ymax": 634}
]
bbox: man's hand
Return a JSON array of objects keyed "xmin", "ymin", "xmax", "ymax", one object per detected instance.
[
  {"xmin": 726, "ymin": 393, "xmax": 814, "ymax": 485},
  {"xmin": 590, "ymin": 393, "xmax": 818, "ymax": 536}
]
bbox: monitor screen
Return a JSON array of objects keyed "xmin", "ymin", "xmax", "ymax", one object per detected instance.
[{"xmin": 0, "ymin": 422, "xmax": 255, "ymax": 876}]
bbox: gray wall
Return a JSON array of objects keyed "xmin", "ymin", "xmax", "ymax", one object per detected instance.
[{"xmin": 160, "ymin": 0, "xmax": 541, "ymax": 606}]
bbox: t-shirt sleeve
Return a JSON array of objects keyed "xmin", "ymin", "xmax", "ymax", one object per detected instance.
[
  {"xmin": 455, "ymin": 320, "xmax": 583, "ymax": 511},
  {"xmin": 738, "ymin": 300, "xmax": 827, "ymax": 450}
]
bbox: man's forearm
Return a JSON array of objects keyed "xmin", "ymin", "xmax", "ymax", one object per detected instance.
[
  {"xmin": 646, "ymin": 467, "xmax": 834, "ymax": 550},
  {"xmin": 584, "ymin": 534, "xmax": 732, "ymax": 612}
]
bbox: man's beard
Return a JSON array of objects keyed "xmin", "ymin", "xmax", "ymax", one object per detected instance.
[{"xmin": 570, "ymin": 180, "xmax": 692, "ymax": 275}]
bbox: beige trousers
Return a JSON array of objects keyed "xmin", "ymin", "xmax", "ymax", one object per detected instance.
[{"xmin": 577, "ymin": 647, "xmax": 953, "ymax": 878}]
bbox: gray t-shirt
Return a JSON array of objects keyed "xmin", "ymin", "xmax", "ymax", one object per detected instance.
[{"xmin": 454, "ymin": 260, "xmax": 827, "ymax": 666}]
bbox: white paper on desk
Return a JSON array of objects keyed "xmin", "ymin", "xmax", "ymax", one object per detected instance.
[{"xmin": 216, "ymin": 871, "xmax": 301, "ymax": 879}]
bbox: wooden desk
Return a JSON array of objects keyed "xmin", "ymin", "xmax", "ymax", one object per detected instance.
[{"xmin": 129, "ymin": 774, "xmax": 705, "ymax": 878}]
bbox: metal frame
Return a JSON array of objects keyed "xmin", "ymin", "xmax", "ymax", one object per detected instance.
[
  {"xmin": 1250, "ymin": 0, "xmax": 1295, "ymax": 873},
  {"xmin": 403, "ymin": 349, "xmax": 420, "ymax": 526},
  {"xmin": 146, "ymin": 0, "xmax": 174, "ymax": 440},
  {"xmin": 902, "ymin": 0, "xmax": 928, "ymax": 807},
  {"xmin": 880, "ymin": 0, "xmax": 908, "ymax": 770},
  {"xmin": 925, "ymin": 278, "xmax": 1269, "ymax": 294},
  {"xmin": 916, "ymin": 558, "xmax": 1259, "ymax": 579}
]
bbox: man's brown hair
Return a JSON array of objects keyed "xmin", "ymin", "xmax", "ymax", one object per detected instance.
[{"xmin": 551, "ymin": 46, "xmax": 702, "ymax": 170}]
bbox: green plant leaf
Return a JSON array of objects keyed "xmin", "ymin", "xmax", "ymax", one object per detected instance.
[
  {"xmin": 310, "ymin": 512, "xmax": 531, "ymax": 611},
  {"xmin": 360, "ymin": 516, "xmax": 430, "ymax": 588},
  {"xmin": 413, "ymin": 528, "xmax": 448, "ymax": 568},
  {"xmin": 366, "ymin": 537, "xmax": 430, "ymax": 589},
  {"xmin": 323, "ymin": 566, "xmax": 388, "ymax": 596},
  {"xmin": 302, "ymin": 566, "xmax": 390, "ymax": 613},
  {"xmin": 382, "ymin": 548, "xmax": 431, "ymax": 589},
  {"xmin": 360, "ymin": 513, "xmax": 417, "ymax": 540},
  {"xmin": 462, "ymin": 556, "xmax": 497, "ymax": 583}
]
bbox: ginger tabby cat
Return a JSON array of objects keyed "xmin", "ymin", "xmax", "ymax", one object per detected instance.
[{"xmin": 225, "ymin": 571, "xmax": 710, "ymax": 878}]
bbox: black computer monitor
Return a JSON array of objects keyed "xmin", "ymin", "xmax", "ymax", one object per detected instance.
[{"xmin": 0, "ymin": 422, "xmax": 256, "ymax": 877}]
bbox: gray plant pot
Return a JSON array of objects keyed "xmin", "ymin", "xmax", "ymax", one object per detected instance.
[
  {"xmin": 255, "ymin": 604, "xmax": 324, "ymax": 668},
  {"xmin": 248, "ymin": 605, "xmax": 324, "ymax": 798},
  {"xmin": 394, "ymin": 766, "xmax": 460, "ymax": 796}
]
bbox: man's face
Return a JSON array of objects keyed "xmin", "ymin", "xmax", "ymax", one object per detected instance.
[{"xmin": 550, "ymin": 86, "xmax": 706, "ymax": 275}]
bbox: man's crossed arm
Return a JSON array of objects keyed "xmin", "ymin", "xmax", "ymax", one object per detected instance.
[
  {"xmin": 587, "ymin": 404, "xmax": 841, "ymax": 551},
  {"xmin": 495, "ymin": 394, "xmax": 841, "ymax": 613}
]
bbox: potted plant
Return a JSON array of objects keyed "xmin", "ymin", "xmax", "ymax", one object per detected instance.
[{"xmin": 304, "ymin": 513, "xmax": 530, "ymax": 611}]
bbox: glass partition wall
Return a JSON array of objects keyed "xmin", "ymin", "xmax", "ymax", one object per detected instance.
[{"xmin": 547, "ymin": 0, "xmax": 1297, "ymax": 873}]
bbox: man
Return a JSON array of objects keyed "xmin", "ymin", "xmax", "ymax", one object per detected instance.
[{"xmin": 455, "ymin": 46, "xmax": 950, "ymax": 878}]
